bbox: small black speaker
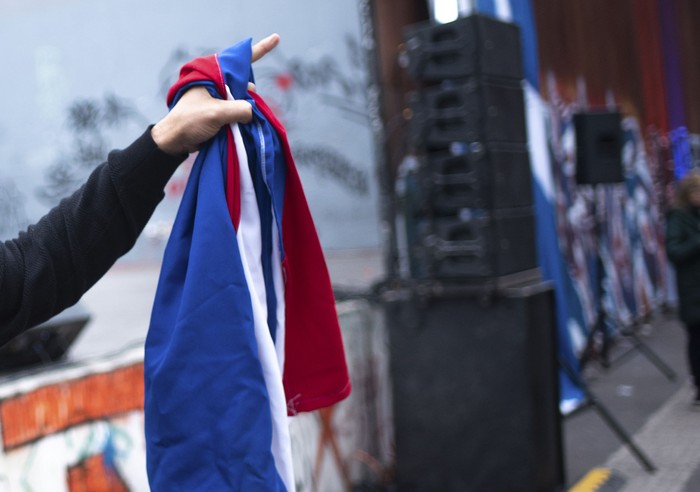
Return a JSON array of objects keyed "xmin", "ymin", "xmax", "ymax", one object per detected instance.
[
  {"xmin": 403, "ymin": 14, "xmax": 523, "ymax": 81},
  {"xmin": 385, "ymin": 281, "xmax": 564, "ymax": 491},
  {"xmin": 574, "ymin": 111, "xmax": 624, "ymax": 185}
]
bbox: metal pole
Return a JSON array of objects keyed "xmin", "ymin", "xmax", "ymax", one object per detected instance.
[{"xmin": 359, "ymin": 0, "xmax": 398, "ymax": 280}]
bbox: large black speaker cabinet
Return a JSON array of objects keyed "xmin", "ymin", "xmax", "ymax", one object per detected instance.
[
  {"xmin": 574, "ymin": 111, "xmax": 624, "ymax": 185},
  {"xmin": 409, "ymin": 78, "xmax": 527, "ymax": 146},
  {"xmin": 416, "ymin": 143, "xmax": 533, "ymax": 212},
  {"xmin": 385, "ymin": 282, "xmax": 564, "ymax": 492},
  {"xmin": 403, "ymin": 14, "xmax": 523, "ymax": 81},
  {"xmin": 405, "ymin": 207, "xmax": 538, "ymax": 280}
]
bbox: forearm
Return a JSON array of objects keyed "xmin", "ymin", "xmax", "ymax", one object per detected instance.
[{"xmin": 0, "ymin": 128, "xmax": 185, "ymax": 345}]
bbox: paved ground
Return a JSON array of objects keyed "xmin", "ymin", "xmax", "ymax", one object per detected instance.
[{"xmin": 563, "ymin": 311, "xmax": 700, "ymax": 491}]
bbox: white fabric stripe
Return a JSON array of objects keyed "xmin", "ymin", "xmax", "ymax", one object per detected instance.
[
  {"xmin": 458, "ymin": 0, "xmax": 474, "ymax": 16},
  {"xmin": 494, "ymin": 0, "xmax": 513, "ymax": 21},
  {"xmin": 236, "ymin": 125, "xmax": 268, "ymax": 326},
  {"xmin": 251, "ymin": 119, "xmax": 287, "ymax": 371},
  {"xmin": 271, "ymin": 216, "xmax": 286, "ymax": 373},
  {"xmin": 227, "ymin": 88, "xmax": 294, "ymax": 490},
  {"xmin": 524, "ymin": 82, "xmax": 555, "ymax": 200}
]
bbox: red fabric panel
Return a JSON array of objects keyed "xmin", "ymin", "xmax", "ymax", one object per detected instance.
[
  {"xmin": 166, "ymin": 54, "xmax": 227, "ymax": 106},
  {"xmin": 251, "ymin": 92, "xmax": 352, "ymax": 414},
  {"xmin": 225, "ymin": 126, "xmax": 241, "ymax": 230}
]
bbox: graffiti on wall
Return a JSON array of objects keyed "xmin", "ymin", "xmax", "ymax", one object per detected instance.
[
  {"xmin": 255, "ymin": 35, "xmax": 367, "ymax": 124},
  {"xmin": 544, "ymin": 77, "xmax": 669, "ymax": 355},
  {"xmin": 0, "ymin": 302, "xmax": 393, "ymax": 492},
  {"xmin": 0, "ymin": 95, "xmax": 144, "ymax": 240},
  {"xmin": 0, "ymin": 180, "xmax": 27, "ymax": 240},
  {"xmin": 292, "ymin": 145, "xmax": 369, "ymax": 196},
  {"xmin": 158, "ymin": 35, "xmax": 371, "ymax": 199},
  {"xmin": 0, "ymin": 355, "xmax": 145, "ymax": 491},
  {"xmin": 37, "ymin": 95, "xmax": 147, "ymax": 206},
  {"xmin": 158, "ymin": 35, "xmax": 368, "ymax": 126}
]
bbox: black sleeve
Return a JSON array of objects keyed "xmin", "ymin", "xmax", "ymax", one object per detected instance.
[
  {"xmin": 666, "ymin": 208, "xmax": 700, "ymax": 265},
  {"xmin": 0, "ymin": 127, "xmax": 187, "ymax": 346}
]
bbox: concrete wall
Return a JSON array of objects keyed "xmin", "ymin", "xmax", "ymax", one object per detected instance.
[
  {"xmin": 0, "ymin": 301, "xmax": 392, "ymax": 491},
  {"xmin": 0, "ymin": 0, "xmax": 381, "ymax": 253}
]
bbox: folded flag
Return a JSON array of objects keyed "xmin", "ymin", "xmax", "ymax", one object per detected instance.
[{"xmin": 144, "ymin": 38, "xmax": 351, "ymax": 491}]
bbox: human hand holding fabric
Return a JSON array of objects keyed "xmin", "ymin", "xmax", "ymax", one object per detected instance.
[{"xmin": 151, "ymin": 33, "xmax": 280, "ymax": 155}]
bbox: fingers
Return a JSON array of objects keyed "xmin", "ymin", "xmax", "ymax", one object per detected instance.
[
  {"xmin": 219, "ymin": 100, "xmax": 253, "ymax": 124},
  {"xmin": 181, "ymin": 88, "xmax": 252, "ymax": 126},
  {"xmin": 252, "ymin": 33, "xmax": 280, "ymax": 63},
  {"xmin": 247, "ymin": 82, "xmax": 256, "ymax": 93}
]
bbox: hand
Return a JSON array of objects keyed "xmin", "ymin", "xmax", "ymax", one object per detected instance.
[{"xmin": 152, "ymin": 33, "xmax": 280, "ymax": 156}]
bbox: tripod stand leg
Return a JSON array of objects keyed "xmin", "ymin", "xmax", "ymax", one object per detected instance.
[
  {"xmin": 559, "ymin": 358, "xmax": 656, "ymax": 473},
  {"xmin": 585, "ymin": 392, "xmax": 656, "ymax": 472},
  {"xmin": 628, "ymin": 331, "xmax": 677, "ymax": 382},
  {"xmin": 580, "ymin": 313, "xmax": 611, "ymax": 370}
]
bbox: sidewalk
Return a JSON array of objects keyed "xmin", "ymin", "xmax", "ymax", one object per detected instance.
[{"xmin": 564, "ymin": 312, "xmax": 700, "ymax": 491}]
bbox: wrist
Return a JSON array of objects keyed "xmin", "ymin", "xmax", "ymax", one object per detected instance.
[{"xmin": 151, "ymin": 119, "xmax": 184, "ymax": 156}]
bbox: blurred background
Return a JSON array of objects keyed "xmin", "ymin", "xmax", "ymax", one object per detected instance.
[{"xmin": 1, "ymin": 0, "xmax": 699, "ymax": 491}]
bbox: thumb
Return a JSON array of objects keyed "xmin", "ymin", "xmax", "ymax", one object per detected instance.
[{"xmin": 216, "ymin": 99, "xmax": 253, "ymax": 125}]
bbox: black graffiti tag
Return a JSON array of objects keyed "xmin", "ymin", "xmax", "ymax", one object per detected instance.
[{"xmin": 293, "ymin": 144, "xmax": 369, "ymax": 196}]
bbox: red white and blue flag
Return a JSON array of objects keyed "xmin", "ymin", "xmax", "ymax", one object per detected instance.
[{"xmin": 144, "ymin": 39, "xmax": 351, "ymax": 491}]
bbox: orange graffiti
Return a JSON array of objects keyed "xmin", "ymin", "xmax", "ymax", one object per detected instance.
[
  {"xmin": 313, "ymin": 405, "xmax": 350, "ymax": 492},
  {"xmin": 0, "ymin": 363, "xmax": 144, "ymax": 450},
  {"xmin": 66, "ymin": 453, "xmax": 130, "ymax": 492}
]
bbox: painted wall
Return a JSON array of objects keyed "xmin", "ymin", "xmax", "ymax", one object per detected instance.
[
  {"xmin": 0, "ymin": 301, "xmax": 393, "ymax": 491},
  {"xmin": 529, "ymin": 0, "xmax": 676, "ymax": 354},
  {"xmin": 0, "ymin": 0, "xmax": 381, "ymax": 254}
]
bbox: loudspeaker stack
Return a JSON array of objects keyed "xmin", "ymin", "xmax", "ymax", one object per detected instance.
[
  {"xmin": 385, "ymin": 14, "xmax": 565, "ymax": 492},
  {"xmin": 400, "ymin": 14, "xmax": 537, "ymax": 282}
]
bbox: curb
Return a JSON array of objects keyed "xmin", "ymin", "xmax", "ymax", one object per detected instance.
[{"xmin": 569, "ymin": 468, "xmax": 626, "ymax": 492}]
